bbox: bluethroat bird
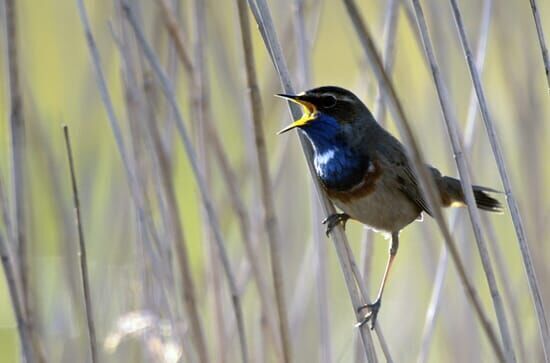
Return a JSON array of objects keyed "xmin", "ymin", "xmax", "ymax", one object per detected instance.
[{"xmin": 277, "ymin": 86, "xmax": 502, "ymax": 328}]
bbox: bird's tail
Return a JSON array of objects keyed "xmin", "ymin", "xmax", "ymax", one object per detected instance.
[{"xmin": 439, "ymin": 176, "xmax": 503, "ymax": 213}]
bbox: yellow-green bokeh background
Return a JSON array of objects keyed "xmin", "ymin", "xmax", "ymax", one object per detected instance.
[{"xmin": 0, "ymin": 0, "xmax": 549, "ymax": 361}]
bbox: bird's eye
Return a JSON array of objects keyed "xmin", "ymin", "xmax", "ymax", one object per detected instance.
[{"xmin": 319, "ymin": 95, "xmax": 337, "ymax": 109}]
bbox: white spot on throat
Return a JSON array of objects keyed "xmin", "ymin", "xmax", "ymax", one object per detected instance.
[{"xmin": 316, "ymin": 148, "xmax": 336, "ymax": 166}]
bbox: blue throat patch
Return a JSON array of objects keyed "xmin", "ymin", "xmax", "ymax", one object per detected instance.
[{"xmin": 301, "ymin": 114, "xmax": 367, "ymax": 191}]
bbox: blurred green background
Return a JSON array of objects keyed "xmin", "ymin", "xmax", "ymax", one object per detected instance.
[{"xmin": 0, "ymin": 0, "xmax": 549, "ymax": 362}]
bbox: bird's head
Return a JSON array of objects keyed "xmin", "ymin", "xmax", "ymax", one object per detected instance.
[{"xmin": 276, "ymin": 86, "xmax": 370, "ymax": 140}]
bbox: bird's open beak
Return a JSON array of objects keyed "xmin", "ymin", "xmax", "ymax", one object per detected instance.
[{"xmin": 275, "ymin": 93, "xmax": 317, "ymax": 134}]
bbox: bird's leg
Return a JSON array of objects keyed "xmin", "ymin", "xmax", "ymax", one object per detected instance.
[
  {"xmin": 357, "ymin": 232, "xmax": 399, "ymax": 329},
  {"xmin": 322, "ymin": 213, "xmax": 350, "ymax": 236}
]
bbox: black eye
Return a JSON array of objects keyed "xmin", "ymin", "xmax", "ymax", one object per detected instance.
[{"xmin": 319, "ymin": 95, "xmax": 337, "ymax": 108}]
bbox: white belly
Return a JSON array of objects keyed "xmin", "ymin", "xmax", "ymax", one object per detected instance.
[{"xmin": 331, "ymin": 181, "xmax": 421, "ymax": 233}]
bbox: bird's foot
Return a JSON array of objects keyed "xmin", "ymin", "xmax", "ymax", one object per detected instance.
[
  {"xmin": 322, "ymin": 213, "xmax": 350, "ymax": 236},
  {"xmin": 355, "ymin": 299, "xmax": 381, "ymax": 330}
]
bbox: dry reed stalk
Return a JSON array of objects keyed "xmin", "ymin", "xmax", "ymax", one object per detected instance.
[
  {"xmin": 63, "ymin": 126, "xmax": 98, "ymax": 363},
  {"xmin": 236, "ymin": 0, "xmax": 293, "ymax": 361},
  {"xmin": 341, "ymin": 0, "xmax": 505, "ymax": 360},
  {"xmin": 409, "ymin": 0, "xmax": 515, "ymax": 361},
  {"xmin": 76, "ymin": 1, "xmax": 203, "ymax": 360},
  {"xmin": 0, "ymin": 175, "xmax": 33, "ymax": 362},
  {"xmin": 292, "ymin": 1, "xmax": 333, "ymax": 361},
  {"xmin": 249, "ymin": 0, "xmax": 379, "ymax": 360},
  {"xmin": 417, "ymin": 1, "xmax": 492, "ymax": 359},
  {"xmin": 447, "ymin": 0, "xmax": 550, "ymax": 359},
  {"xmin": 527, "ymin": 0, "xmax": 550, "ymax": 92},
  {"xmin": 0, "ymin": 232, "xmax": 34, "ymax": 363},
  {"xmin": 190, "ymin": 0, "xmax": 229, "ymax": 360},
  {"xmin": 123, "ymin": 3, "xmax": 249, "ymax": 362},
  {"xmin": 5, "ymin": 0, "xmax": 30, "ymax": 346},
  {"xmin": 75, "ymin": 0, "xmax": 164, "ymax": 266},
  {"xmin": 153, "ymin": 0, "xmax": 283, "ymax": 357},
  {"xmin": 144, "ymin": 80, "xmax": 211, "ymax": 363}
]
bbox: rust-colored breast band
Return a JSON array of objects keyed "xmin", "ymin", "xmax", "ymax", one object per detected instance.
[{"xmin": 324, "ymin": 160, "xmax": 383, "ymax": 203}]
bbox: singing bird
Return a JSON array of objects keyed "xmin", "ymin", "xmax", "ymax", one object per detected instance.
[{"xmin": 277, "ymin": 86, "xmax": 502, "ymax": 328}]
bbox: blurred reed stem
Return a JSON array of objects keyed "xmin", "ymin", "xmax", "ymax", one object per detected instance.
[
  {"xmin": 190, "ymin": 1, "xmax": 229, "ymax": 360},
  {"xmin": 5, "ymin": 0, "xmax": 31, "ymax": 352},
  {"xmin": 417, "ymin": 1, "xmax": 493, "ymax": 359},
  {"xmin": 75, "ymin": 0, "xmax": 165, "ymax": 279},
  {"xmin": 111, "ymin": 8, "xmax": 182, "ymax": 319},
  {"xmin": 447, "ymin": 0, "xmax": 550, "ymax": 359},
  {"xmin": 292, "ymin": 1, "xmax": 333, "ymax": 361},
  {"xmin": 144, "ymin": 76, "xmax": 210, "ymax": 363},
  {"xmin": 235, "ymin": 0, "xmax": 293, "ymax": 361},
  {"xmin": 527, "ymin": 0, "xmax": 550, "ymax": 92},
  {"xmin": 340, "ymin": 0, "xmax": 505, "ymax": 360},
  {"xmin": 62, "ymin": 125, "xmax": 98, "ymax": 363},
  {"xmin": 122, "ymin": 3, "xmax": 250, "ymax": 362},
  {"xmin": 155, "ymin": 0, "xmax": 193, "ymax": 74},
  {"xmin": 0, "ymin": 233, "xmax": 34, "ymax": 363},
  {"xmin": 4, "ymin": 1, "xmax": 49, "ymax": 361},
  {"xmin": 409, "ymin": 0, "xmax": 516, "ymax": 361},
  {"xmin": 249, "ymin": 0, "xmax": 379, "ymax": 360},
  {"xmin": 154, "ymin": 0, "xmax": 284, "ymax": 358}
]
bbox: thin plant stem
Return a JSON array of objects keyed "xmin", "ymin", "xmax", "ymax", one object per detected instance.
[
  {"xmin": 190, "ymin": 0, "xmax": 228, "ymax": 361},
  {"xmin": 410, "ymin": 0, "xmax": 516, "ymax": 361},
  {"xmin": 342, "ymin": 235, "xmax": 393, "ymax": 363},
  {"xmin": 76, "ymin": 0, "xmax": 195, "ymax": 358},
  {"xmin": 144, "ymin": 80, "xmax": 211, "ymax": 363},
  {"xmin": 123, "ymin": 3, "xmax": 249, "ymax": 362},
  {"xmin": 417, "ymin": 0, "xmax": 492, "ymax": 359},
  {"xmin": 235, "ymin": 0, "xmax": 293, "ymax": 361},
  {"xmin": 0, "ymin": 232, "xmax": 34, "ymax": 363},
  {"xmin": 448, "ymin": 0, "xmax": 550, "ymax": 359},
  {"xmin": 248, "ymin": 0, "xmax": 379, "ymax": 360},
  {"xmin": 482, "ymin": 213, "xmax": 528, "ymax": 362},
  {"xmin": 527, "ymin": 0, "xmax": 550, "ymax": 92},
  {"xmin": 110, "ymin": 10, "xmax": 185, "ymax": 320},
  {"xmin": 75, "ymin": 0, "xmax": 165, "ymax": 276},
  {"xmin": 204, "ymin": 121, "xmax": 283, "ymax": 360},
  {"xmin": 154, "ymin": 0, "xmax": 193, "ymax": 75},
  {"xmin": 373, "ymin": 0, "xmax": 399, "ymax": 126},
  {"xmin": 4, "ymin": 0, "xmax": 31, "ymax": 348},
  {"xmin": 340, "ymin": 0, "xmax": 505, "ymax": 360},
  {"xmin": 62, "ymin": 125, "xmax": 98, "ymax": 363},
  {"xmin": 292, "ymin": 1, "xmax": 332, "ymax": 361}
]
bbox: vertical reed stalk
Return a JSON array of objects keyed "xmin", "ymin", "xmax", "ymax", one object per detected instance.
[
  {"xmin": 249, "ymin": 0, "xmax": 379, "ymax": 360},
  {"xmin": 191, "ymin": 0, "xmax": 228, "ymax": 361},
  {"xmin": 527, "ymin": 0, "xmax": 550, "ymax": 92},
  {"xmin": 235, "ymin": 1, "xmax": 293, "ymax": 361},
  {"xmin": 291, "ymin": 1, "xmax": 333, "ymax": 360},
  {"xmin": 144, "ymin": 82, "xmax": 210, "ymax": 363},
  {"xmin": 0, "ymin": 231, "xmax": 34, "ymax": 362},
  {"xmin": 340, "ymin": 0, "xmax": 505, "ymax": 360},
  {"xmin": 448, "ymin": 0, "xmax": 550, "ymax": 359},
  {"xmin": 63, "ymin": 126, "xmax": 98, "ymax": 363},
  {"xmin": 417, "ymin": 1, "xmax": 492, "ymax": 359},
  {"xmin": 123, "ymin": 3, "xmax": 249, "ymax": 361},
  {"xmin": 5, "ymin": 0, "xmax": 30, "ymax": 345},
  {"xmin": 152, "ymin": 1, "xmax": 283, "ymax": 356},
  {"xmin": 410, "ymin": 1, "xmax": 515, "ymax": 361}
]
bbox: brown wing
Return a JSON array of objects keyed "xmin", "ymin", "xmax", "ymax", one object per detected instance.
[{"xmin": 372, "ymin": 136, "xmax": 435, "ymax": 216}]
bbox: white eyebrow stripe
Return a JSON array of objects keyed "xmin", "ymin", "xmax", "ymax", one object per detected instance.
[{"xmin": 335, "ymin": 95, "xmax": 355, "ymax": 102}]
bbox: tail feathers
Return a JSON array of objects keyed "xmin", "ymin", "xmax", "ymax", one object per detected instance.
[
  {"xmin": 440, "ymin": 176, "xmax": 503, "ymax": 213},
  {"xmin": 473, "ymin": 187, "xmax": 503, "ymax": 212}
]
